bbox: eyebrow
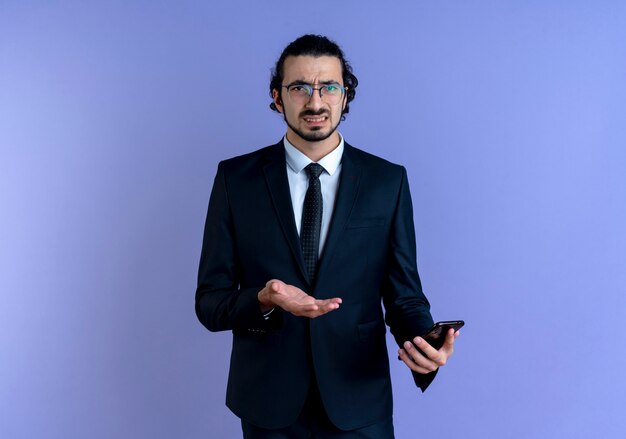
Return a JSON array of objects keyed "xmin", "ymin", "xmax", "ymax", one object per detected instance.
[{"xmin": 287, "ymin": 80, "xmax": 342, "ymax": 86}]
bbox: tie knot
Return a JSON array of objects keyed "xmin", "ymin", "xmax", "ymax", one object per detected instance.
[{"xmin": 305, "ymin": 163, "xmax": 324, "ymax": 179}]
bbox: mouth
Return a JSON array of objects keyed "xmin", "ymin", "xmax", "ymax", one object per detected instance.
[{"xmin": 302, "ymin": 114, "xmax": 329, "ymax": 126}]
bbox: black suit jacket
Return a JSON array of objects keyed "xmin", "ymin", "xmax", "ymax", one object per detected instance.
[{"xmin": 196, "ymin": 141, "xmax": 436, "ymax": 430}]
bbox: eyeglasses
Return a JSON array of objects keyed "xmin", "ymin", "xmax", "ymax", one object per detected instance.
[{"xmin": 282, "ymin": 82, "xmax": 347, "ymax": 105}]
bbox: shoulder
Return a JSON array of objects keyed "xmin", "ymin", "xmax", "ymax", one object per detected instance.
[
  {"xmin": 217, "ymin": 141, "xmax": 283, "ymax": 174},
  {"xmin": 344, "ymin": 142, "xmax": 406, "ymax": 178}
]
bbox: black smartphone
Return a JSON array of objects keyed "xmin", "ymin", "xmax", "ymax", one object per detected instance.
[{"xmin": 421, "ymin": 320, "xmax": 464, "ymax": 350}]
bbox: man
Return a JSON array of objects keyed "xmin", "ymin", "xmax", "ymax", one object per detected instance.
[{"xmin": 196, "ymin": 34, "xmax": 458, "ymax": 438}]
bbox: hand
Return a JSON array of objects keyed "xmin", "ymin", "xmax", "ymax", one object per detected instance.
[
  {"xmin": 398, "ymin": 328, "xmax": 459, "ymax": 374},
  {"xmin": 258, "ymin": 279, "xmax": 342, "ymax": 318}
]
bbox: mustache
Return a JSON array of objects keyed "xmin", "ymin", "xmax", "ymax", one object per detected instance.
[{"xmin": 299, "ymin": 109, "xmax": 329, "ymax": 117}]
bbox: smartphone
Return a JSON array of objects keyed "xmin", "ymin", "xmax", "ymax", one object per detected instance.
[{"xmin": 421, "ymin": 320, "xmax": 464, "ymax": 350}]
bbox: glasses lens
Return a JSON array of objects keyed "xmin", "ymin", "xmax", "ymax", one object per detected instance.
[
  {"xmin": 321, "ymin": 84, "xmax": 343, "ymax": 104},
  {"xmin": 287, "ymin": 85, "xmax": 312, "ymax": 103}
]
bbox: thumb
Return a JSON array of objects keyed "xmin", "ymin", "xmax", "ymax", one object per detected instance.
[
  {"xmin": 266, "ymin": 279, "xmax": 282, "ymax": 293},
  {"xmin": 442, "ymin": 329, "xmax": 456, "ymax": 350}
]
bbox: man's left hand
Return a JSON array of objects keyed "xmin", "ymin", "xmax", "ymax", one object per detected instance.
[{"xmin": 398, "ymin": 328, "xmax": 459, "ymax": 374}]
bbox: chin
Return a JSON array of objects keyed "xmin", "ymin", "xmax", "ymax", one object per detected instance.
[{"xmin": 303, "ymin": 130, "xmax": 332, "ymax": 142}]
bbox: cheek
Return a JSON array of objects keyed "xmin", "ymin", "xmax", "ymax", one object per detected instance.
[{"xmin": 335, "ymin": 103, "xmax": 345, "ymax": 118}]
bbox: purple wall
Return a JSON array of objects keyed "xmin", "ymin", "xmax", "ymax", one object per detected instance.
[{"xmin": 2, "ymin": 1, "xmax": 625, "ymax": 438}]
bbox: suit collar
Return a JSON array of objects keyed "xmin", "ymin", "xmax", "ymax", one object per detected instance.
[
  {"xmin": 262, "ymin": 141, "xmax": 309, "ymax": 285},
  {"xmin": 283, "ymin": 134, "xmax": 344, "ymax": 176}
]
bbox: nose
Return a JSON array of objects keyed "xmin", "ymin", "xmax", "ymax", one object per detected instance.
[{"xmin": 305, "ymin": 88, "xmax": 324, "ymax": 109}]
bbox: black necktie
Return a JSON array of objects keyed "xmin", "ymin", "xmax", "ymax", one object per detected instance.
[{"xmin": 301, "ymin": 163, "xmax": 324, "ymax": 283}]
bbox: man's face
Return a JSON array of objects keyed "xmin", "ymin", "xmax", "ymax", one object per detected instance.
[{"xmin": 273, "ymin": 55, "xmax": 347, "ymax": 144}]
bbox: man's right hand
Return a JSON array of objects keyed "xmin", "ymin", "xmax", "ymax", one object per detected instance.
[{"xmin": 258, "ymin": 279, "xmax": 342, "ymax": 318}]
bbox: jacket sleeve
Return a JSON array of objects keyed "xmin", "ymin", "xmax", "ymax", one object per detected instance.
[
  {"xmin": 195, "ymin": 162, "xmax": 282, "ymax": 333},
  {"xmin": 382, "ymin": 166, "xmax": 438, "ymax": 391}
]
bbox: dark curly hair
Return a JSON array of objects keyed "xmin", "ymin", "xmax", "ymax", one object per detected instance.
[{"xmin": 269, "ymin": 34, "xmax": 358, "ymax": 120}]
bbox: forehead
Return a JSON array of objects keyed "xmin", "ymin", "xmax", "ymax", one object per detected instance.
[{"xmin": 282, "ymin": 55, "xmax": 343, "ymax": 84}]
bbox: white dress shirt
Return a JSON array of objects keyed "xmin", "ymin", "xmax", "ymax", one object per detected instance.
[{"xmin": 283, "ymin": 134, "xmax": 344, "ymax": 257}]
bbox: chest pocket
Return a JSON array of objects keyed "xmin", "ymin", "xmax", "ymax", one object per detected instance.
[{"xmin": 346, "ymin": 218, "xmax": 386, "ymax": 229}]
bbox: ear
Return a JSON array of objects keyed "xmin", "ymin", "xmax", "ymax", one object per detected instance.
[{"xmin": 272, "ymin": 89, "xmax": 284, "ymax": 113}]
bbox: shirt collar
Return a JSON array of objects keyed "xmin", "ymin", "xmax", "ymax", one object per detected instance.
[{"xmin": 283, "ymin": 134, "xmax": 344, "ymax": 176}]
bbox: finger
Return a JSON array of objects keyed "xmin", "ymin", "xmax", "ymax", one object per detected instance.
[
  {"xmin": 446, "ymin": 328, "xmax": 456, "ymax": 342},
  {"xmin": 441, "ymin": 329, "xmax": 456, "ymax": 354},
  {"xmin": 317, "ymin": 303, "xmax": 340, "ymax": 313},
  {"xmin": 412, "ymin": 337, "xmax": 443, "ymax": 363},
  {"xmin": 403, "ymin": 340, "xmax": 439, "ymax": 372},
  {"xmin": 298, "ymin": 299, "xmax": 342, "ymax": 318},
  {"xmin": 308, "ymin": 300, "xmax": 341, "ymax": 317},
  {"xmin": 398, "ymin": 347, "xmax": 435, "ymax": 374},
  {"xmin": 317, "ymin": 297, "xmax": 342, "ymax": 306},
  {"xmin": 399, "ymin": 349, "xmax": 431, "ymax": 373},
  {"xmin": 296, "ymin": 305, "xmax": 320, "ymax": 317}
]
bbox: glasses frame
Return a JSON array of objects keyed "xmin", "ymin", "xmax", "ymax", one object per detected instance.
[{"xmin": 281, "ymin": 82, "xmax": 347, "ymax": 104}]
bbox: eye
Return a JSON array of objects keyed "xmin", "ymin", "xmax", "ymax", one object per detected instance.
[
  {"xmin": 289, "ymin": 84, "xmax": 312, "ymax": 95},
  {"xmin": 325, "ymin": 84, "xmax": 340, "ymax": 93}
]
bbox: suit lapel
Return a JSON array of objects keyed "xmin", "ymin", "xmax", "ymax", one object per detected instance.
[
  {"xmin": 262, "ymin": 142, "xmax": 309, "ymax": 284},
  {"xmin": 317, "ymin": 144, "xmax": 362, "ymax": 284}
]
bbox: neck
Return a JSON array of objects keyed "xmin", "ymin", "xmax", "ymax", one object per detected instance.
[{"xmin": 285, "ymin": 130, "xmax": 341, "ymax": 162}]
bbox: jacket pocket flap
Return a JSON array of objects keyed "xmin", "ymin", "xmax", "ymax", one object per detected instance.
[{"xmin": 346, "ymin": 218, "xmax": 386, "ymax": 229}]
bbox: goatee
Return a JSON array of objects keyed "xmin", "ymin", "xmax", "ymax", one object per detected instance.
[{"xmin": 283, "ymin": 110, "xmax": 341, "ymax": 143}]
